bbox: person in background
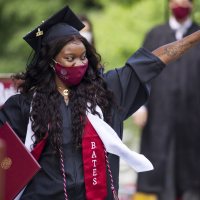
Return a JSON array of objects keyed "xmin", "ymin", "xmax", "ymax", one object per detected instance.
[
  {"xmin": 0, "ymin": 74, "xmax": 18, "ymax": 107},
  {"xmin": 1, "ymin": 4, "xmax": 200, "ymax": 200},
  {"xmin": 133, "ymin": 0, "xmax": 200, "ymax": 200},
  {"xmin": 79, "ymin": 15, "xmax": 95, "ymax": 46},
  {"xmin": 78, "ymin": 15, "xmax": 104, "ymax": 73}
]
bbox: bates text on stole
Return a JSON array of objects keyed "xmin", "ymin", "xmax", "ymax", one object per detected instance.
[{"xmin": 91, "ymin": 141, "xmax": 97, "ymax": 185}]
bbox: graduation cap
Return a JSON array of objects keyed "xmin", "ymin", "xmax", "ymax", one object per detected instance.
[{"xmin": 23, "ymin": 6, "xmax": 85, "ymax": 52}]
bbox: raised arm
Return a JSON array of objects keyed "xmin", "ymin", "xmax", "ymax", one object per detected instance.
[{"xmin": 152, "ymin": 30, "xmax": 200, "ymax": 64}]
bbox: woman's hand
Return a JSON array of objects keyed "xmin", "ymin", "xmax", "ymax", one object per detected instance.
[{"xmin": 152, "ymin": 30, "xmax": 200, "ymax": 64}]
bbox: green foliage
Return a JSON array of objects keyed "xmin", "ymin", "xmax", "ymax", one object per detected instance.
[
  {"xmin": 194, "ymin": 0, "xmax": 200, "ymax": 22},
  {"xmin": 0, "ymin": 0, "xmax": 200, "ymax": 73},
  {"xmin": 91, "ymin": 0, "xmax": 166, "ymax": 70},
  {"xmin": 0, "ymin": 0, "xmax": 66, "ymax": 72}
]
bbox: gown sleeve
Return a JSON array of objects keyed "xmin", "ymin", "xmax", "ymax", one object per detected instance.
[
  {"xmin": 0, "ymin": 94, "xmax": 30, "ymax": 142},
  {"xmin": 103, "ymin": 47, "xmax": 165, "ymax": 120}
]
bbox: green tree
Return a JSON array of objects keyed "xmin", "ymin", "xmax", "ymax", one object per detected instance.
[{"xmin": 0, "ymin": 0, "xmax": 199, "ymax": 73}]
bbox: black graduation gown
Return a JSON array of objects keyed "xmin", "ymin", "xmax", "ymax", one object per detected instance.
[
  {"xmin": 137, "ymin": 22, "xmax": 200, "ymax": 196},
  {"xmin": 0, "ymin": 48, "xmax": 165, "ymax": 200}
]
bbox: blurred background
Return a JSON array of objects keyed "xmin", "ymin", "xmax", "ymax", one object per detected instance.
[
  {"xmin": 0, "ymin": 0, "xmax": 200, "ymax": 199},
  {"xmin": 1, "ymin": 0, "xmax": 200, "ymax": 73}
]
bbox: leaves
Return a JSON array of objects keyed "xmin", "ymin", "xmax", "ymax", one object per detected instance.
[{"xmin": 0, "ymin": 0, "xmax": 200, "ymax": 73}]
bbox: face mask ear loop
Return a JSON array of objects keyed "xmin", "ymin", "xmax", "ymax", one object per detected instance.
[
  {"xmin": 50, "ymin": 59, "xmax": 57, "ymax": 71},
  {"xmin": 52, "ymin": 59, "xmax": 58, "ymax": 64}
]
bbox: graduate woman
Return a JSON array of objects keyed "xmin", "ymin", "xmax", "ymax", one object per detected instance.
[{"xmin": 0, "ymin": 5, "xmax": 200, "ymax": 200}]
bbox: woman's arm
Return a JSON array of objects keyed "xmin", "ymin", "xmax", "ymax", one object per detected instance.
[{"xmin": 152, "ymin": 30, "xmax": 200, "ymax": 64}]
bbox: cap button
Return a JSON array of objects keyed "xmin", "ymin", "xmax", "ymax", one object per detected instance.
[{"xmin": 36, "ymin": 28, "xmax": 44, "ymax": 37}]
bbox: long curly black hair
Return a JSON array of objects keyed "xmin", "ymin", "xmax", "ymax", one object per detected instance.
[{"xmin": 14, "ymin": 35, "xmax": 114, "ymax": 151}]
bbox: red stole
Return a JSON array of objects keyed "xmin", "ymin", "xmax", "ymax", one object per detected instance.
[
  {"xmin": 31, "ymin": 132, "xmax": 48, "ymax": 161},
  {"xmin": 82, "ymin": 118, "xmax": 107, "ymax": 200}
]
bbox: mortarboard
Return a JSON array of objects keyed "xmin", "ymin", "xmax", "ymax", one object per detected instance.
[{"xmin": 23, "ymin": 6, "xmax": 85, "ymax": 52}]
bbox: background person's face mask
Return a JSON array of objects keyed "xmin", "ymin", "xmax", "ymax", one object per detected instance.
[{"xmin": 172, "ymin": 6, "xmax": 191, "ymax": 21}]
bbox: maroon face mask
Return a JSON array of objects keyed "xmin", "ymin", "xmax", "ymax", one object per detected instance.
[
  {"xmin": 172, "ymin": 6, "xmax": 191, "ymax": 21},
  {"xmin": 54, "ymin": 62, "xmax": 88, "ymax": 86}
]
